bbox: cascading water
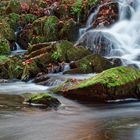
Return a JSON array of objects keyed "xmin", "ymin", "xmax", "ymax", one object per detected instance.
[
  {"xmin": 11, "ymin": 27, "xmax": 27, "ymax": 55},
  {"xmin": 77, "ymin": 0, "xmax": 140, "ymax": 68}
]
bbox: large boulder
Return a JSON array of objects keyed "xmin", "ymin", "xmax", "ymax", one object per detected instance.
[
  {"xmin": 65, "ymin": 54, "xmax": 113, "ymax": 74},
  {"xmin": 55, "ymin": 66, "xmax": 140, "ymax": 102},
  {"xmin": 32, "ymin": 16, "xmax": 59, "ymax": 43},
  {"xmin": 75, "ymin": 30, "xmax": 123, "ymax": 56}
]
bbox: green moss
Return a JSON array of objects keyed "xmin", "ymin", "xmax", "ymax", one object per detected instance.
[
  {"xmin": 53, "ymin": 81, "xmax": 71, "ymax": 93},
  {"xmin": 8, "ymin": 12, "xmax": 20, "ymax": 30},
  {"xmin": 30, "ymin": 93, "xmax": 52, "ymax": 102},
  {"xmin": 23, "ymin": 14, "xmax": 37, "ymax": 24},
  {"xmin": 21, "ymin": 61, "xmax": 39, "ymax": 81},
  {"xmin": 0, "ymin": 57, "xmax": 23, "ymax": 79},
  {"xmin": 57, "ymin": 40, "xmax": 91, "ymax": 62},
  {"xmin": 43, "ymin": 16, "xmax": 59, "ymax": 41},
  {"xmin": 51, "ymin": 51, "xmax": 62, "ymax": 62},
  {"xmin": 26, "ymin": 93, "xmax": 60, "ymax": 107},
  {"xmin": 71, "ymin": 66, "xmax": 140, "ymax": 89},
  {"xmin": 0, "ymin": 35, "xmax": 10, "ymax": 55},
  {"xmin": 0, "ymin": 55, "xmax": 9, "ymax": 63}
]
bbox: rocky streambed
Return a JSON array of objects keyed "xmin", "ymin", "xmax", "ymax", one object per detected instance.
[{"xmin": 0, "ymin": 0, "xmax": 140, "ymax": 139}]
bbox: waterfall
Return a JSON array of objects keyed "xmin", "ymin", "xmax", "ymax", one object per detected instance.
[
  {"xmin": 11, "ymin": 27, "xmax": 27, "ymax": 56},
  {"xmin": 77, "ymin": 0, "xmax": 140, "ymax": 68}
]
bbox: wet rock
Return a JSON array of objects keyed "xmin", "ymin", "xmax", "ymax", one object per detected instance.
[
  {"xmin": 55, "ymin": 66, "xmax": 140, "ymax": 102},
  {"xmin": 109, "ymin": 58, "xmax": 122, "ymax": 67},
  {"xmin": 69, "ymin": 61, "xmax": 77, "ymax": 69},
  {"xmin": 26, "ymin": 93, "xmax": 60, "ymax": 108},
  {"xmin": 33, "ymin": 73, "xmax": 49, "ymax": 83},
  {"xmin": 28, "ymin": 42, "xmax": 56, "ymax": 53},
  {"xmin": 17, "ymin": 24, "xmax": 33, "ymax": 50},
  {"xmin": 0, "ymin": 79, "xmax": 9, "ymax": 83},
  {"xmin": 65, "ymin": 54, "xmax": 113, "ymax": 74},
  {"xmin": 27, "ymin": 41, "xmax": 91, "ymax": 71},
  {"xmin": 75, "ymin": 30, "xmax": 119, "ymax": 56},
  {"xmin": 57, "ymin": 40, "xmax": 91, "ymax": 62}
]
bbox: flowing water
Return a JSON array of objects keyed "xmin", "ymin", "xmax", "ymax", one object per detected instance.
[
  {"xmin": 78, "ymin": 0, "xmax": 140, "ymax": 67},
  {"xmin": 0, "ymin": 81, "xmax": 140, "ymax": 140},
  {"xmin": 1, "ymin": 0, "xmax": 140, "ymax": 139}
]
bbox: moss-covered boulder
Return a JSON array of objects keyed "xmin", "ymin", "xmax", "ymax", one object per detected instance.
[
  {"xmin": 27, "ymin": 41, "xmax": 91, "ymax": 67},
  {"xmin": 64, "ymin": 54, "xmax": 113, "ymax": 74},
  {"xmin": 0, "ymin": 56, "xmax": 40, "ymax": 80},
  {"xmin": 56, "ymin": 40, "xmax": 91, "ymax": 62},
  {"xmin": 55, "ymin": 66, "xmax": 140, "ymax": 102},
  {"xmin": 32, "ymin": 16, "xmax": 59, "ymax": 42},
  {"xmin": 26, "ymin": 93, "xmax": 60, "ymax": 108}
]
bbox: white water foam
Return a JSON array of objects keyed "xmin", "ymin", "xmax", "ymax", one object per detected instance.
[{"xmin": 77, "ymin": 0, "xmax": 140, "ymax": 67}]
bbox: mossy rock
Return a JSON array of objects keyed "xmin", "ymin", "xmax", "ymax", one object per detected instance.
[
  {"xmin": 33, "ymin": 16, "xmax": 59, "ymax": 42},
  {"xmin": 27, "ymin": 40, "xmax": 91, "ymax": 66},
  {"xmin": 8, "ymin": 12, "xmax": 20, "ymax": 30},
  {"xmin": 56, "ymin": 40, "xmax": 92, "ymax": 62},
  {"xmin": 65, "ymin": 54, "xmax": 113, "ymax": 74},
  {"xmin": 21, "ymin": 61, "xmax": 39, "ymax": 81},
  {"xmin": 0, "ymin": 57, "xmax": 23, "ymax": 79},
  {"xmin": 26, "ymin": 93, "xmax": 60, "ymax": 108},
  {"xmin": 69, "ymin": 54, "xmax": 113, "ymax": 73},
  {"xmin": 0, "ymin": 35, "xmax": 11, "ymax": 55},
  {"xmin": 55, "ymin": 66, "xmax": 140, "ymax": 102}
]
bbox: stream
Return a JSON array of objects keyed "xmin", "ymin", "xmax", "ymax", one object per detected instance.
[
  {"xmin": 1, "ymin": 0, "xmax": 140, "ymax": 139},
  {"xmin": 0, "ymin": 80, "xmax": 140, "ymax": 140}
]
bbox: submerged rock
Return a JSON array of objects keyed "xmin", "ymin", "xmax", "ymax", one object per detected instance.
[
  {"xmin": 55, "ymin": 66, "xmax": 140, "ymax": 102},
  {"xmin": 0, "ymin": 94, "xmax": 24, "ymax": 111},
  {"xmin": 26, "ymin": 93, "xmax": 60, "ymax": 108}
]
